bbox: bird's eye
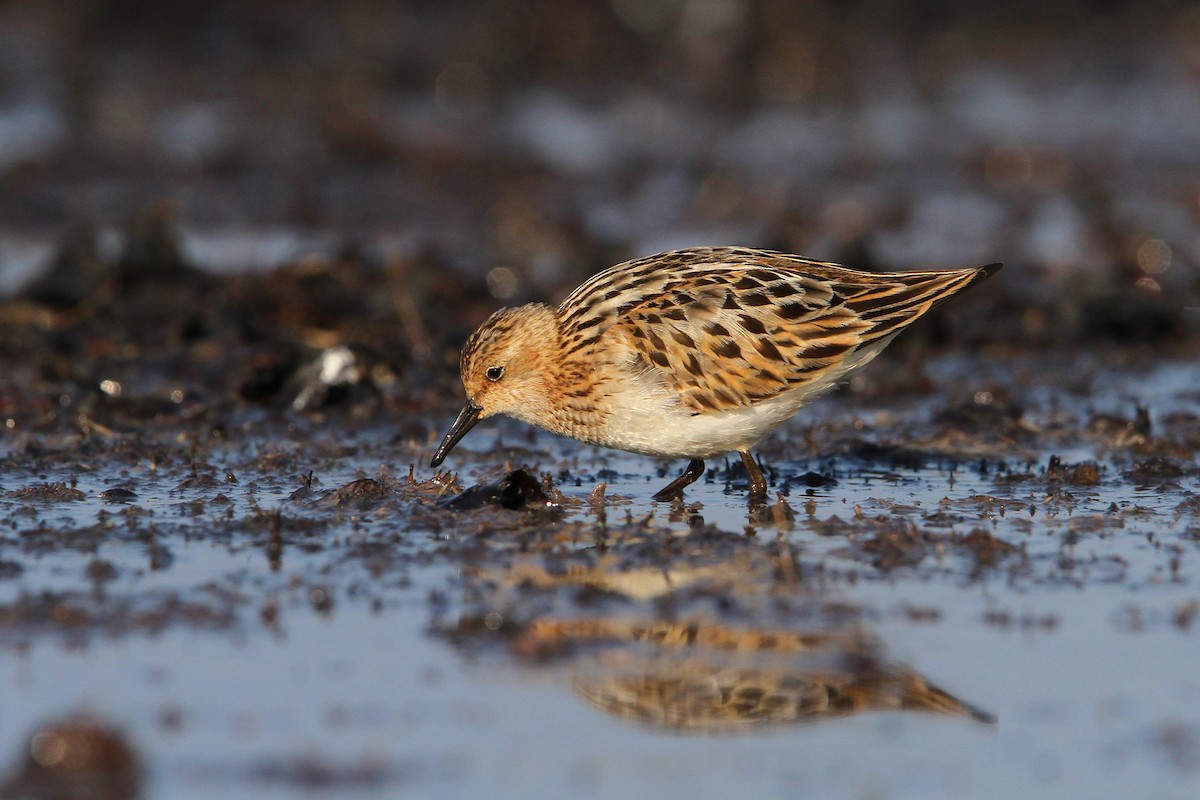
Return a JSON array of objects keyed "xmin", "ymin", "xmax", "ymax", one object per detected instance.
[{"xmin": 485, "ymin": 366, "xmax": 505, "ymax": 382}]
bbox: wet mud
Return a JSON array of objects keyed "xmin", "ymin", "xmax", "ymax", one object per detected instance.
[{"xmin": 2, "ymin": 2, "xmax": 1200, "ymax": 798}]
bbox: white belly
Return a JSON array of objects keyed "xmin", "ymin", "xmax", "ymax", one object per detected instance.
[
  {"xmin": 580, "ymin": 334, "xmax": 895, "ymax": 459},
  {"xmin": 589, "ymin": 385, "xmax": 813, "ymax": 459}
]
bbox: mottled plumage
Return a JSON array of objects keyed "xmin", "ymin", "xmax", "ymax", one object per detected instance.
[{"xmin": 432, "ymin": 247, "xmax": 1000, "ymax": 499}]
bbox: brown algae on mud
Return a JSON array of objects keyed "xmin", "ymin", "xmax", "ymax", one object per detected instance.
[
  {"xmin": 2, "ymin": 282, "xmax": 1200, "ymax": 798},
  {"xmin": 0, "ymin": 716, "xmax": 141, "ymax": 800},
  {"xmin": 1, "ymin": 3, "xmax": 1200, "ymax": 792}
]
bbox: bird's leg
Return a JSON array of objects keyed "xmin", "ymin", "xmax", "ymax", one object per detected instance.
[
  {"xmin": 652, "ymin": 459, "xmax": 706, "ymax": 500},
  {"xmin": 739, "ymin": 450, "xmax": 768, "ymax": 500}
]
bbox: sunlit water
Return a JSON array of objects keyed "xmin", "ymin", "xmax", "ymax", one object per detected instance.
[{"xmin": 2, "ymin": 360, "xmax": 1198, "ymax": 798}]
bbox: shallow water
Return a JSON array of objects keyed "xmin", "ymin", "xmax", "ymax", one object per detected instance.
[
  {"xmin": 2, "ymin": 4, "xmax": 1200, "ymax": 797},
  {"xmin": 2, "ymin": 354, "xmax": 1198, "ymax": 798}
]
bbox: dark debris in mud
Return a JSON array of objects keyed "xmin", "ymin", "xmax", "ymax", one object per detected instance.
[
  {"xmin": 6, "ymin": 357, "xmax": 1197, "ymax": 646},
  {"xmin": 0, "ymin": 716, "xmax": 141, "ymax": 800},
  {"xmin": 0, "ymin": 3, "xmax": 1199, "ymax": 792},
  {"xmin": 0, "ymin": 587, "xmax": 239, "ymax": 645},
  {"xmin": 439, "ymin": 468, "xmax": 554, "ymax": 512}
]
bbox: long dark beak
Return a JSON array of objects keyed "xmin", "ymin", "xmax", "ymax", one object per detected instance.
[{"xmin": 430, "ymin": 404, "xmax": 482, "ymax": 467}]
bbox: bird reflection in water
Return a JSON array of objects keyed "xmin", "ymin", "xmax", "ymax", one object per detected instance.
[
  {"xmin": 448, "ymin": 557, "xmax": 993, "ymax": 732},
  {"xmin": 508, "ymin": 618, "xmax": 994, "ymax": 732}
]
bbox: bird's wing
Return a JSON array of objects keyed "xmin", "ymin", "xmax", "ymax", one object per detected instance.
[{"xmin": 558, "ymin": 248, "xmax": 994, "ymax": 413}]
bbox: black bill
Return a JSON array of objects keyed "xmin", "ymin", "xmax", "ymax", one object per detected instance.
[{"xmin": 430, "ymin": 403, "xmax": 482, "ymax": 467}]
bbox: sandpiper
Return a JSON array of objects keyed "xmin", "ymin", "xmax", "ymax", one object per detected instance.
[{"xmin": 431, "ymin": 247, "xmax": 999, "ymax": 500}]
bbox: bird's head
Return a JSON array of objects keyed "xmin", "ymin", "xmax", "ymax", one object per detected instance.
[{"xmin": 430, "ymin": 303, "xmax": 560, "ymax": 467}]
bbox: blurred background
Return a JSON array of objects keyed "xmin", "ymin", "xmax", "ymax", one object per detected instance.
[
  {"xmin": 3, "ymin": 3, "xmax": 1199, "ymax": 286},
  {"xmin": 0, "ymin": 0, "xmax": 1198, "ymax": 413},
  {"xmin": 3, "ymin": 5, "xmax": 1200, "ymax": 797}
]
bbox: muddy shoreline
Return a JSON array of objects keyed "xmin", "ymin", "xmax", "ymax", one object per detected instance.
[{"xmin": 3, "ymin": 2, "xmax": 1200, "ymax": 797}]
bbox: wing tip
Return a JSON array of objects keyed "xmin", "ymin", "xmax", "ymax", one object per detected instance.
[{"xmin": 973, "ymin": 262, "xmax": 1003, "ymax": 283}]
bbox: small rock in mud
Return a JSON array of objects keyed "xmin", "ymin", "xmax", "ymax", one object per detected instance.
[
  {"xmin": 318, "ymin": 478, "xmax": 392, "ymax": 509},
  {"xmin": 98, "ymin": 487, "xmax": 138, "ymax": 503},
  {"xmin": 796, "ymin": 471, "xmax": 837, "ymax": 488},
  {"xmin": 860, "ymin": 523, "xmax": 929, "ymax": 570},
  {"xmin": 933, "ymin": 393, "xmax": 1024, "ymax": 434},
  {"xmin": 175, "ymin": 473, "xmax": 222, "ymax": 491},
  {"xmin": 1086, "ymin": 406, "xmax": 1152, "ymax": 445},
  {"xmin": 1174, "ymin": 600, "xmax": 1199, "ymax": 631},
  {"xmin": 7, "ymin": 483, "xmax": 86, "ymax": 503},
  {"xmin": 248, "ymin": 755, "xmax": 388, "ymax": 790},
  {"xmin": 846, "ymin": 442, "xmax": 928, "ymax": 471},
  {"xmin": 287, "ymin": 473, "xmax": 320, "ymax": 502},
  {"xmin": 1124, "ymin": 457, "xmax": 1188, "ymax": 484},
  {"xmin": 1046, "ymin": 456, "xmax": 1101, "ymax": 486},
  {"xmin": 1067, "ymin": 462, "xmax": 1101, "ymax": 485},
  {"xmin": 85, "ymin": 559, "xmax": 119, "ymax": 583},
  {"xmin": 953, "ymin": 529, "xmax": 1020, "ymax": 569},
  {"xmin": 440, "ymin": 469, "xmax": 549, "ymax": 511},
  {"xmin": 0, "ymin": 716, "xmax": 141, "ymax": 800}
]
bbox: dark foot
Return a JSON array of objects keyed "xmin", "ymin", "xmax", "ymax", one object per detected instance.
[
  {"xmin": 739, "ymin": 450, "xmax": 767, "ymax": 500},
  {"xmin": 652, "ymin": 459, "xmax": 705, "ymax": 500}
]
